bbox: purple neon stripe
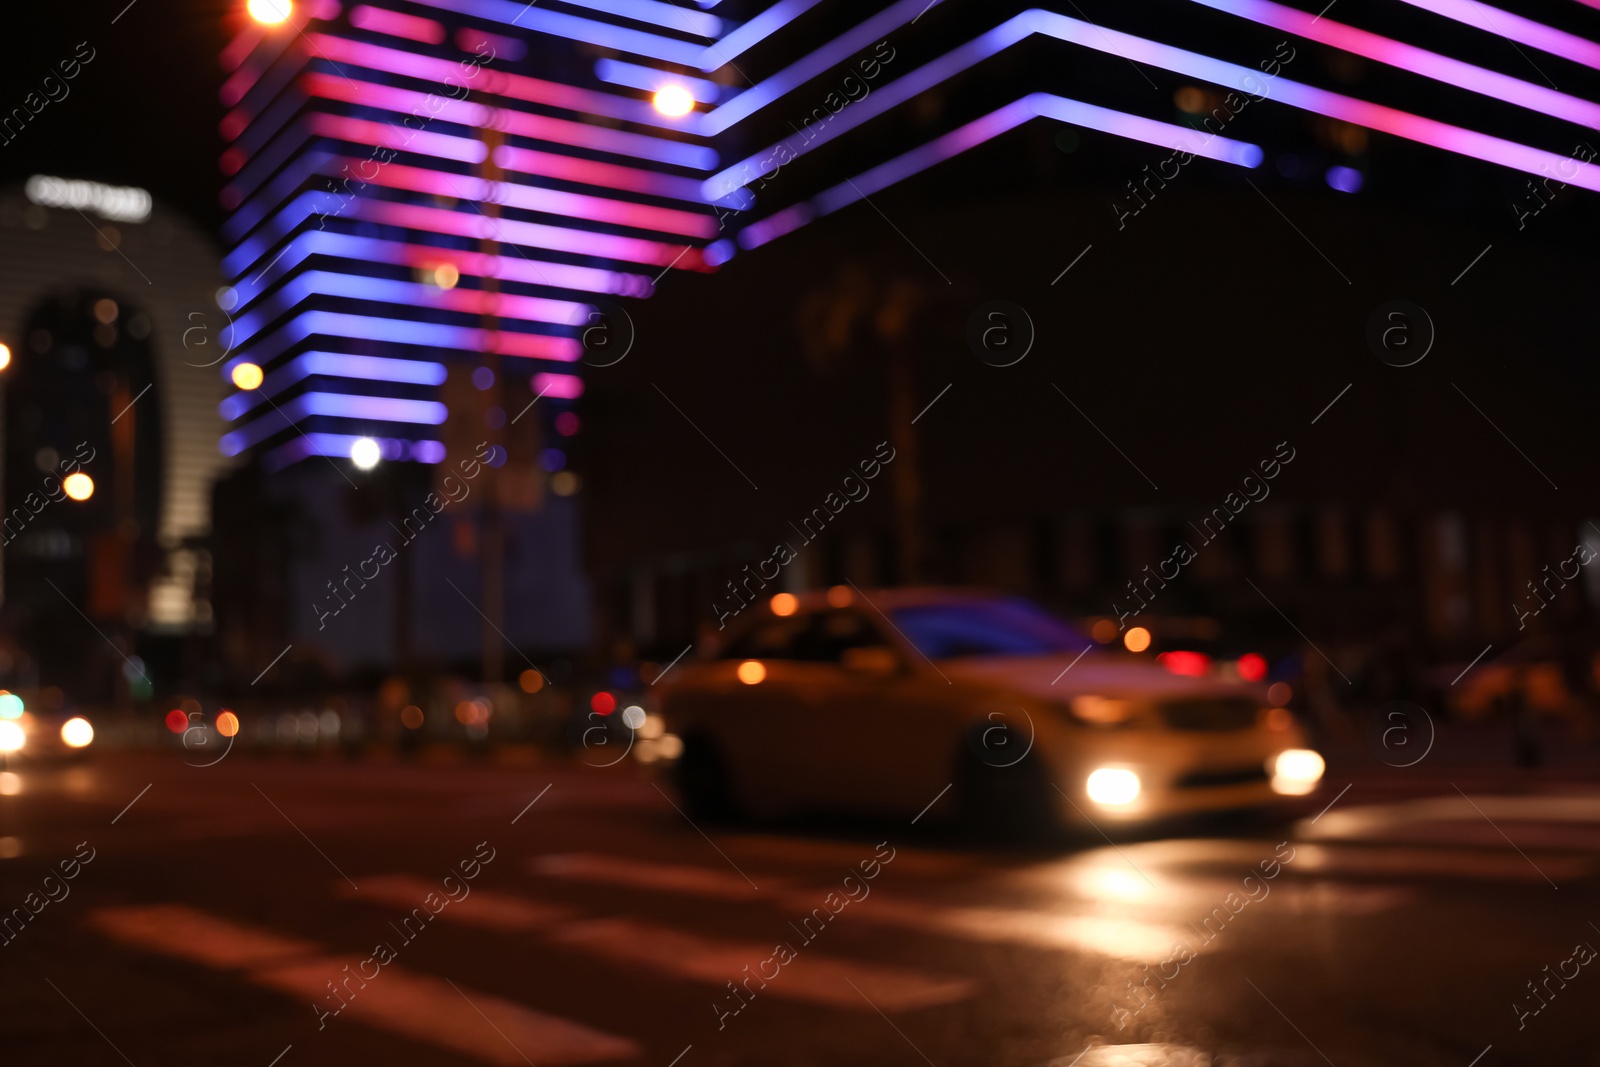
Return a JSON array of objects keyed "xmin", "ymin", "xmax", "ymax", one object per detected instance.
[
  {"xmin": 594, "ymin": 59, "xmax": 725, "ymax": 102},
  {"xmin": 263, "ymin": 434, "xmax": 445, "ymax": 470},
  {"xmin": 225, "ymin": 271, "xmax": 590, "ymax": 353},
  {"xmin": 237, "ymin": 309, "xmax": 579, "ymax": 368},
  {"xmin": 736, "ymin": 202, "xmax": 814, "ymax": 249},
  {"xmin": 1188, "ymin": 0, "xmax": 1600, "ymax": 129},
  {"xmin": 1020, "ymin": 9, "xmax": 1600, "ymax": 193},
  {"xmin": 403, "ymin": 0, "xmax": 706, "ymax": 65},
  {"xmin": 703, "ymin": 0, "xmax": 933, "ymax": 135},
  {"xmin": 221, "ymin": 352, "xmax": 448, "ymax": 421},
  {"xmin": 559, "ymin": 0, "xmax": 723, "ymax": 38},
  {"xmin": 702, "ymin": 0, "xmax": 826, "ymax": 70},
  {"xmin": 706, "ymin": 17, "xmax": 1033, "ymax": 200},
  {"xmin": 222, "ymin": 393, "xmax": 449, "ymax": 454},
  {"xmin": 226, "ymin": 232, "xmax": 649, "ymax": 308},
  {"xmin": 1394, "ymin": 0, "xmax": 1600, "ymax": 71}
]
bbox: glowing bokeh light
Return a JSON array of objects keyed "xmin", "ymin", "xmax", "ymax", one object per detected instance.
[
  {"xmin": 652, "ymin": 84, "xmax": 696, "ymax": 117},
  {"xmin": 248, "ymin": 0, "xmax": 293, "ymax": 25},
  {"xmin": 231, "ymin": 362, "xmax": 265, "ymax": 390},
  {"xmin": 737, "ymin": 660, "xmax": 766, "ymax": 685},
  {"xmin": 1086, "ymin": 768, "xmax": 1141, "ymax": 806},
  {"xmin": 60, "ymin": 717, "xmax": 94, "ymax": 748},
  {"xmin": 1123, "ymin": 626, "xmax": 1151, "ymax": 653},
  {"xmin": 0, "ymin": 721, "xmax": 23, "ymax": 754},
  {"xmin": 350, "ymin": 437, "xmax": 381, "ymax": 470},
  {"xmin": 63, "ymin": 473, "xmax": 94, "ymax": 501},
  {"xmin": 770, "ymin": 593, "xmax": 798, "ymax": 616}
]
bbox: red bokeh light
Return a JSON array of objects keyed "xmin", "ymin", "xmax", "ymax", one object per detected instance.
[
  {"xmin": 590, "ymin": 692, "xmax": 616, "ymax": 716},
  {"xmin": 164, "ymin": 709, "xmax": 189, "ymax": 734},
  {"xmin": 1237, "ymin": 653, "xmax": 1268, "ymax": 682},
  {"xmin": 1158, "ymin": 650, "xmax": 1211, "ymax": 678}
]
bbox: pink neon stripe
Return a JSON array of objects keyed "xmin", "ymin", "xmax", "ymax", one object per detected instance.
[
  {"xmin": 350, "ymin": 5, "xmax": 447, "ymax": 44},
  {"xmin": 1191, "ymin": 0, "xmax": 1600, "ymax": 129},
  {"xmin": 1395, "ymin": 0, "xmax": 1600, "ymax": 72},
  {"xmin": 533, "ymin": 373, "xmax": 584, "ymax": 399},
  {"xmin": 308, "ymin": 33, "xmax": 657, "ymax": 125},
  {"xmin": 492, "ymin": 144, "xmax": 705, "ymax": 201},
  {"xmin": 299, "ymin": 73, "xmax": 710, "ymax": 172},
  {"xmin": 339, "ymin": 159, "xmax": 714, "ymax": 237},
  {"xmin": 350, "ymin": 198, "xmax": 710, "ymax": 271},
  {"xmin": 220, "ymin": 27, "xmax": 263, "ymax": 73},
  {"xmin": 309, "ymin": 112, "xmax": 488, "ymax": 163}
]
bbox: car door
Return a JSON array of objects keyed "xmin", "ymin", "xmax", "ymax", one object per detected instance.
[{"xmin": 782, "ymin": 609, "xmax": 955, "ymax": 815}]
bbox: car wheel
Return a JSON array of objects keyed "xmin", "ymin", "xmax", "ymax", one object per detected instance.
[
  {"xmin": 674, "ymin": 734, "xmax": 740, "ymax": 823},
  {"xmin": 952, "ymin": 741, "xmax": 1055, "ymax": 841}
]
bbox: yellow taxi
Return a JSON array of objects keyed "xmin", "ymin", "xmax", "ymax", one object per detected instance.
[{"xmin": 661, "ymin": 588, "xmax": 1322, "ymax": 831}]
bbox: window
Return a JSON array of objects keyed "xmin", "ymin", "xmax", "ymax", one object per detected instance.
[
  {"xmin": 717, "ymin": 610, "xmax": 889, "ymax": 663},
  {"xmin": 888, "ymin": 597, "xmax": 1087, "ymax": 659}
]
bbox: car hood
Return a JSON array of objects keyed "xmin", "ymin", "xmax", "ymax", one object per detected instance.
[{"xmin": 935, "ymin": 654, "xmax": 1261, "ymax": 703}]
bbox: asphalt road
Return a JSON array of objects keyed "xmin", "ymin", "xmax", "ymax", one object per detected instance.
[{"xmin": 0, "ymin": 745, "xmax": 1597, "ymax": 1067}]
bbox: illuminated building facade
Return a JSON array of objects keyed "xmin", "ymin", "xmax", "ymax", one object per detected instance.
[{"xmin": 217, "ymin": 0, "xmax": 1600, "ymax": 673}]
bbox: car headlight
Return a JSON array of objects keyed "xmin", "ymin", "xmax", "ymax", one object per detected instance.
[
  {"xmin": 61, "ymin": 717, "xmax": 94, "ymax": 748},
  {"xmin": 1086, "ymin": 767, "xmax": 1141, "ymax": 806},
  {"xmin": 1270, "ymin": 748, "xmax": 1324, "ymax": 795},
  {"xmin": 0, "ymin": 720, "xmax": 24, "ymax": 753}
]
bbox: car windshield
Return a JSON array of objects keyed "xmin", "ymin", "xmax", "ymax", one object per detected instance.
[{"xmin": 888, "ymin": 598, "xmax": 1087, "ymax": 659}]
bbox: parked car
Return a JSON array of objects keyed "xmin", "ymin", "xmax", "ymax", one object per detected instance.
[{"xmin": 662, "ymin": 588, "xmax": 1323, "ymax": 830}]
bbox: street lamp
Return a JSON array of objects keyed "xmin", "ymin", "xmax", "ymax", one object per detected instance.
[{"xmin": 0, "ymin": 343, "xmax": 10, "ymax": 372}]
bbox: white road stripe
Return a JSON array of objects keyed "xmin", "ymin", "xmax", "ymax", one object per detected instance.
[
  {"xmin": 549, "ymin": 917, "xmax": 973, "ymax": 1011},
  {"xmin": 531, "ymin": 853, "xmax": 781, "ymax": 899},
  {"xmin": 340, "ymin": 875, "xmax": 574, "ymax": 932},
  {"xmin": 254, "ymin": 955, "xmax": 639, "ymax": 1065},
  {"xmin": 346, "ymin": 874, "xmax": 973, "ymax": 1009},
  {"xmin": 90, "ymin": 905, "xmax": 639, "ymax": 1066}
]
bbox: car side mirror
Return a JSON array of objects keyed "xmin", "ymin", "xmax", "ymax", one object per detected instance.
[{"xmin": 841, "ymin": 646, "xmax": 900, "ymax": 676}]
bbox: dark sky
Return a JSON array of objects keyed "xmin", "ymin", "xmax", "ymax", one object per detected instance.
[{"xmin": 0, "ymin": 0, "xmax": 232, "ymax": 233}]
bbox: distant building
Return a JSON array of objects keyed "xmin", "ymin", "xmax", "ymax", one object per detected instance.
[{"xmin": 0, "ymin": 177, "xmax": 230, "ymax": 699}]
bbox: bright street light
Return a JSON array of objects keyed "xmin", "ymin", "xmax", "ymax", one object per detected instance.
[
  {"xmin": 63, "ymin": 473, "xmax": 94, "ymax": 501},
  {"xmin": 248, "ymin": 0, "xmax": 293, "ymax": 24}
]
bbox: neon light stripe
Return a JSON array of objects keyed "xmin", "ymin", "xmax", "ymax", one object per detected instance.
[
  {"xmin": 346, "ymin": 159, "xmax": 715, "ymax": 236},
  {"xmin": 703, "ymin": 0, "xmax": 827, "ymax": 71},
  {"xmin": 349, "ymin": 5, "xmax": 447, "ymax": 44},
  {"xmin": 225, "ymin": 271, "xmax": 591, "ymax": 353},
  {"xmin": 594, "ymin": 59, "xmax": 724, "ymax": 102},
  {"xmin": 490, "ymin": 145, "xmax": 708, "ymax": 201},
  {"xmin": 559, "ymin": 0, "xmax": 723, "ymax": 38},
  {"xmin": 225, "ymin": 188, "xmax": 706, "ymax": 281},
  {"xmin": 298, "ymin": 71, "xmax": 717, "ymax": 170},
  {"xmin": 706, "ymin": 17, "xmax": 1030, "ymax": 200},
  {"xmin": 739, "ymin": 93, "xmax": 1261, "ymax": 248},
  {"xmin": 265, "ymin": 435, "xmax": 447, "ymax": 470},
  {"xmin": 1393, "ymin": 0, "xmax": 1600, "ymax": 71},
  {"xmin": 1187, "ymin": 0, "xmax": 1600, "ymax": 129},
  {"xmin": 226, "ymin": 231, "xmax": 651, "ymax": 305},
  {"xmin": 235, "ymin": 309, "xmax": 580, "ymax": 368},
  {"xmin": 221, "ymin": 353, "xmax": 448, "ymax": 422},
  {"xmin": 703, "ymin": 0, "xmax": 927, "ymax": 135},
  {"xmin": 533, "ymin": 373, "xmax": 585, "ymax": 399},
  {"xmin": 401, "ymin": 0, "xmax": 706, "ymax": 64},
  {"xmin": 222, "ymin": 394, "xmax": 449, "ymax": 455}
]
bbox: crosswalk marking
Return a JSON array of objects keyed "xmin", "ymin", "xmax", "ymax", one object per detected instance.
[
  {"xmin": 88, "ymin": 904, "xmax": 321, "ymax": 969},
  {"xmin": 89, "ymin": 905, "xmax": 639, "ymax": 1066},
  {"xmin": 253, "ymin": 955, "xmax": 639, "ymax": 1065},
  {"xmin": 549, "ymin": 917, "xmax": 974, "ymax": 1010},
  {"xmin": 341, "ymin": 875, "xmax": 575, "ymax": 931},
  {"xmin": 532, "ymin": 852, "xmax": 782, "ymax": 899},
  {"xmin": 343, "ymin": 875, "xmax": 975, "ymax": 1010}
]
